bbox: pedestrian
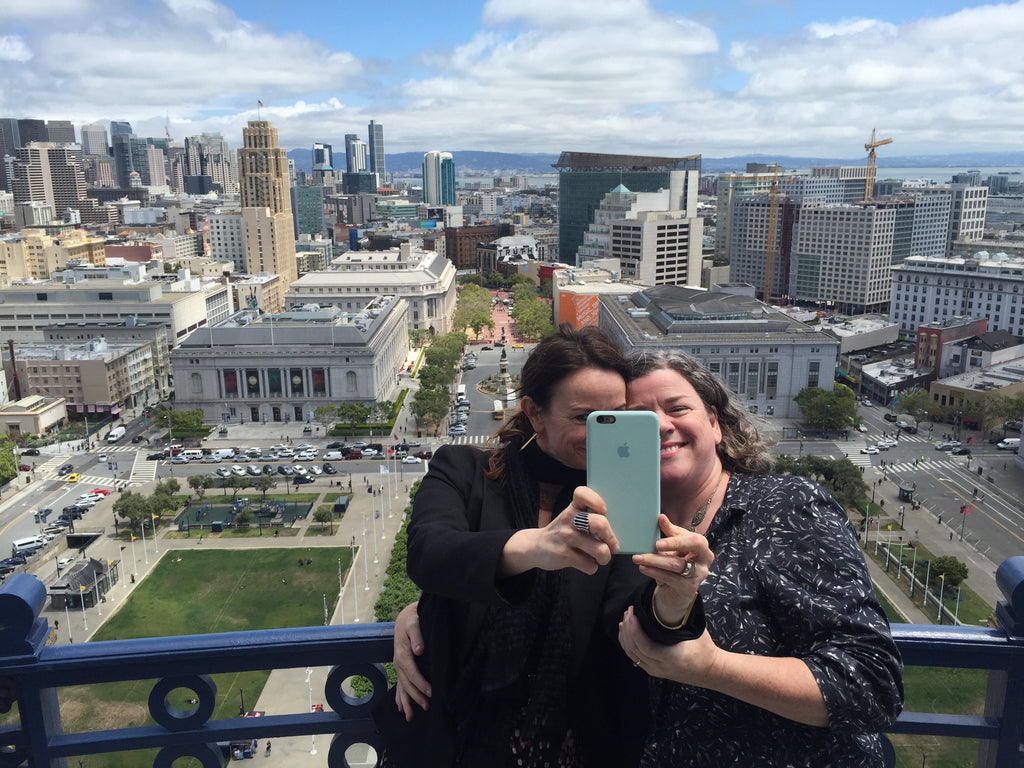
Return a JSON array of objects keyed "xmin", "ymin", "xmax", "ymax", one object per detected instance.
[
  {"xmin": 972, "ymin": 488, "xmax": 978, "ymax": 499},
  {"xmin": 199, "ymin": 536, "xmax": 203, "ymax": 544},
  {"xmin": 266, "ymin": 741, "xmax": 271, "ymax": 756},
  {"xmin": 950, "ymin": 531, "xmax": 954, "ymax": 541}
]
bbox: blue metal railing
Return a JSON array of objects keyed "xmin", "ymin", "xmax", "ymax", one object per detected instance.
[{"xmin": 4, "ymin": 560, "xmax": 1024, "ymax": 768}]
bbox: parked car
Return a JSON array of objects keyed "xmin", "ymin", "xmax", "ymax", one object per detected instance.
[
  {"xmin": 295, "ymin": 443, "xmax": 316, "ymax": 452},
  {"xmin": 169, "ymin": 455, "xmax": 189, "ymax": 464},
  {"xmin": 326, "ymin": 441, "xmax": 345, "ymax": 450},
  {"xmin": 350, "ymin": 441, "xmax": 368, "ymax": 449},
  {"xmin": 414, "ymin": 450, "xmax": 434, "ymax": 460},
  {"xmin": 293, "ymin": 474, "xmax": 314, "ymax": 485},
  {"xmin": 277, "ymin": 464, "xmax": 294, "ymax": 476},
  {"xmin": 246, "ymin": 464, "xmax": 261, "ymax": 476},
  {"xmin": 262, "ymin": 464, "xmax": 275, "ymax": 475},
  {"xmin": 216, "ymin": 467, "xmax": 231, "ymax": 477},
  {"xmin": 91, "ymin": 488, "xmax": 111, "ymax": 496},
  {"xmin": 292, "ymin": 465, "xmax": 308, "ymax": 476},
  {"xmin": 401, "ymin": 455, "xmax": 423, "ymax": 464},
  {"xmin": 449, "ymin": 426, "xmax": 467, "ymax": 436},
  {"xmin": 481, "ymin": 345, "xmax": 493, "ymax": 351},
  {"xmin": 200, "ymin": 455, "xmax": 220, "ymax": 463},
  {"xmin": 857, "ymin": 424, "xmax": 869, "ymax": 433},
  {"xmin": 19, "ymin": 464, "xmax": 31, "ymax": 472},
  {"xmin": 361, "ymin": 448, "xmax": 378, "ymax": 457},
  {"xmin": 883, "ymin": 412, "xmax": 899, "ymax": 422},
  {"xmin": 344, "ymin": 450, "xmax": 363, "ymax": 460},
  {"xmin": 22, "ymin": 448, "xmax": 40, "ymax": 456},
  {"xmin": 322, "ymin": 463, "xmax": 337, "ymax": 474},
  {"xmin": 308, "ymin": 464, "xmax": 323, "ymax": 475},
  {"xmin": 230, "ymin": 465, "xmax": 247, "ymax": 476}
]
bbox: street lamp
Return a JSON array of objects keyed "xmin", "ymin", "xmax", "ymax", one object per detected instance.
[{"xmin": 239, "ymin": 687, "xmax": 245, "ymax": 716}]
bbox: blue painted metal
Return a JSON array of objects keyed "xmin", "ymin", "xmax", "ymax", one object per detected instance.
[{"xmin": 4, "ymin": 562, "xmax": 1024, "ymax": 767}]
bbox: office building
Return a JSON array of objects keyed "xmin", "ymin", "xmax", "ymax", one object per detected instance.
[
  {"xmin": 109, "ymin": 121, "xmax": 132, "ymax": 137},
  {"xmin": 422, "ymin": 151, "xmax": 455, "ymax": 206},
  {"xmin": 11, "ymin": 143, "xmax": 87, "ymax": 220},
  {"xmin": 345, "ymin": 134, "xmax": 367, "ymax": 174},
  {"xmin": 238, "ymin": 121, "xmax": 290, "ymax": 214},
  {"xmin": 0, "ymin": 228, "xmax": 106, "ymax": 279},
  {"xmin": 916, "ymin": 184, "xmax": 988, "ymax": 255},
  {"xmin": 242, "ymin": 206, "xmax": 298, "ymax": 287},
  {"xmin": 891, "ymin": 252, "xmax": 1024, "ymax": 338},
  {"xmin": 599, "ymin": 284, "xmax": 838, "ymax": 421},
  {"xmin": 45, "ymin": 121, "xmax": 75, "ymax": 144},
  {"xmin": 285, "ymin": 241, "xmax": 458, "ymax": 333},
  {"xmin": 80, "ymin": 124, "xmax": 108, "ymax": 157},
  {"xmin": 291, "ymin": 185, "xmax": 325, "ymax": 238},
  {"xmin": 17, "ymin": 119, "xmax": 48, "ymax": 145},
  {"xmin": 368, "ymin": 120, "xmax": 386, "ymax": 183},
  {"xmin": 576, "ymin": 184, "xmax": 703, "ymax": 287},
  {"xmin": 208, "ymin": 211, "xmax": 246, "ymax": 272},
  {"xmin": 444, "ymin": 223, "xmax": 515, "ymax": 270},
  {"xmin": 0, "ymin": 271, "xmax": 231, "ymax": 345},
  {"xmin": 808, "ymin": 166, "xmax": 871, "ymax": 203},
  {"xmin": 311, "ymin": 142, "xmax": 334, "ymax": 186},
  {"xmin": 554, "ymin": 151, "xmax": 701, "ymax": 263},
  {"xmin": 0, "ymin": 119, "xmax": 20, "ymax": 155},
  {"xmin": 170, "ymin": 297, "xmax": 409, "ymax": 424},
  {"xmin": 713, "ymin": 167, "xmax": 778, "ymax": 264}
]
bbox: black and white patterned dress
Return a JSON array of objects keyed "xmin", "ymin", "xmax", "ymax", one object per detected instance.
[{"xmin": 641, "ymin": 473, "xmax": 904, "ymax": 767}]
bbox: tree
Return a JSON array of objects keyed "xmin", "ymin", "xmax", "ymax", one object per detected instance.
[
  {"xmin": 538, "ymin": 279, "xmax": 553, "ymax": 300},
  {"xmin": 313, "ymin": 405, "xmax": 336, "ymax": 433},
  {"xmin": 313, "ymin": 507, "xmax": 334, "ymax": 533},
  {"xmin": 896, "ymin": 391, "xmax": 930, "ymax": 424},
  {"xmin": 235, "ymin": 508, "xmax": 253, "ymax": 526},
  {"xmin": 418, "ymin": 365, "xmax": 454, "ymax": 390},
  {"xmin": 187, "ymin": 474, "xmax": 210, "ymax": 500},
  {"xmin": 411, "ymin": 387, "xmax": 451, "ymax": 434},
  {"xmin": 228, "ymin": 475, "xmax": 249, "ymax": 500},
  {"xmin": 929, "ymin": 555, "xmax": 969, "ymax": 588},
  {"xmin": 794, "ymin": 385, "xmax": 858, "ymax": 434},
  {"xmin": 457, "ymin": 273, "xmax": 485, "ymax": 288},
  {"xmin": 113, "ymin": 491, "xmax": 149, "ymax": 533},
  {"xmin": 373, "ymin": 400, "xmax": 396, "ymax": 427},
  {"xmin": 336, "ymin": 402, "xmax": 371, "ymax": 438},
  {"xmin": 0, "ymin": 437, "xmax": 16, "ymax": 487},
  {"xmin": 772, "ymin": 453, "xmax": 868, "ymax": 510},
  {"xmin": 452, "ymin": 283, "xmax": 493, "ymax": 339}
]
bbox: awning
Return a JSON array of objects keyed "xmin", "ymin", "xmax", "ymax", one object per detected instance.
[{"xmin": 110, "ymin": 406, "xmax": 122, "ymax": 415}]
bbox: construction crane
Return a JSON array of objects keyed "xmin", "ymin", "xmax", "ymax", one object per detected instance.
[
  {"xmin": 763, "ymin": 164, "xmax": 780, "ymax": 303},
  {"xmin": 864, "ymin": 128, "xmax": 893, "ymax": 200}
]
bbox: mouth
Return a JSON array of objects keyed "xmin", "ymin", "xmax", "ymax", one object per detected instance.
[{"xmin": 660, "ymin": 442, "xmax": 683, "ymax": 458}]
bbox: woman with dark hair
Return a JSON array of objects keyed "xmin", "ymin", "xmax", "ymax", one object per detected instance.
[
  {"xmin": 380, "ymin": 326, "xmax": 711, "ymax": 767},
  {"xmin": 618, "ymin": 349, "xmax": 903, "ymax": 766}
]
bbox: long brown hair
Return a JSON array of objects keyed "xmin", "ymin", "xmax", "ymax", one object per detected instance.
[
  {"xmin": 486, "ymin": 323, "xmax": 629, "ymax": 479},
  {"xmin": 628, "ymin": 349, "xmax": 775, "ymax": 475}
]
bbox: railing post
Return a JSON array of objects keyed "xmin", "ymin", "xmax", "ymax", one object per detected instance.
[
  {"xmin": 981, "ymin": 556, "xmax": 1024, "ymax": 767},
  {"xmin": 0, "ymin": 573, "xmax": 66, "ymax": 767}
]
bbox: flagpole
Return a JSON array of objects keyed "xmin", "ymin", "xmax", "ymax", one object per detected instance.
[
  {"xmin": 152, "ymin": 515, "xmax": 159, "ymax": 555},
  {"xmin": 140, "ymin": 521, "xmax": 149, "ymax": 564},
  {"xmin": 130, "ymin": 535, "xmax": 138, "ymax": 578},
  {"xmin": 94, "ymin": 572, "xmax": 102, "ymax": 617},
  {"xmin": 338, "ymin": 558, "xmax": 344, "ymax": 624},
  {"xmin": 80, "ymin": 587, "xmax": 88, "ymax": 631}
]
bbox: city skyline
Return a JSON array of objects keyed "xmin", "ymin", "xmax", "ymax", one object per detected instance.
[{"xmin": 2, "ymin": 0, "xmax": 1023, "ymax": 157}]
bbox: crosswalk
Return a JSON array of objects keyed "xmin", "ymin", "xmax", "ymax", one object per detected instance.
[{"xmin": 449, "ymin": 435, "xmax": 498, "ymax": 447}]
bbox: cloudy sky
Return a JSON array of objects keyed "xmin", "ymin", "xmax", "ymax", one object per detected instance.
[{"xmin": 2, "ymin": 0, "xmax": 1023, "ymax": 159}]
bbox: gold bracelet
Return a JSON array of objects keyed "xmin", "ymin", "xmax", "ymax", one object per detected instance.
[{"xmin": 652, "ymin": 585, "xmax": 698, "ymax": 630}]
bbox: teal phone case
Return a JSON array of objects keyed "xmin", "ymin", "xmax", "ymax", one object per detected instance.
[{"xmin": 586, "ymin": 410, "xmax": 661, "ymax": 554}]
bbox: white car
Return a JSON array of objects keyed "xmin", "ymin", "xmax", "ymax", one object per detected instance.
[
  {"xmin": 295, "ymin": 443, "xmax": 316, "ymax": 452},
  {"xmin": 97, "ymin": 453, "xmax": 109, "ymax": 462},
  {"xmin": 292, "ymin": 464, "xmax": 308, "ymax": 476},
  {"xmin": 217, "ymin": 467, "xmax": 231, "ymax": 477},
  {"xmin": 230, "ymin": 465, "xmax": 247, "ymax": 476},
  {"xmin": 857, "ymin": 424, "xmax": 869, "ymax": 433},
  {"xmin": 307, "ymin": 464, "xmax": 323, "ymax": 475},
  {"xmin": 361, "ymin": 448, "xmax": 378, "ymax": 457},
  {"xmin": 200, "ymin": 455, "xmax": 220, "ymax": 463},
  {"xmin": 860, "ymin": 447, "xmax": 879, "ymax": 455},
  {"xmin": 276, "ymin": 448, "xmax": 295, "ymax": 458},
  {"xmin": 401, "ymin": 455, "xmax": 423, "ymax": 464}
]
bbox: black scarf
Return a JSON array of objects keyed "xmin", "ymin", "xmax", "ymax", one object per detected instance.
[{"xmin": 450, "ymin": 435, "xmax": 588, "ymax": 766}]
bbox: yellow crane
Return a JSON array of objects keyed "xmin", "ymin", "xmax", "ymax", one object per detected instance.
[{"xmin": 864, "ymin": 128, "xmax": 893, "ymax": 200}]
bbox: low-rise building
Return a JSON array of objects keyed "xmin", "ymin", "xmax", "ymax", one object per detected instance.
[
  {"xmin": 0, "ymin": 395, "xmax": 66, "ymax": 439},
  {"xmin": 600, "ymin": 284, "xmax": 839, "ymax": 421},
  {"xmin": 285, "ymin": 242, "xmax": 456, "ymax": 334},
  {"xmin": 170, "ymin": 297, "xmax": 408, "ymax": 424}
]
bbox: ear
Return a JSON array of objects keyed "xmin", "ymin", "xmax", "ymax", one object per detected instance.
[
  {"xmin": 708, "ymin": 405, "xmax": 723, "ymax": 445},
  {"xmin": 520, "ymin": 395, "xmax": 542, "ymax": 434}
]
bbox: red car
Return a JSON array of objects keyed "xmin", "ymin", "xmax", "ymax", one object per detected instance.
[
  {"xmin": 344, "ymin": 449, "xmax": 363, "ymax": 460},
  {"xmin": 91, "ymin": 488, "xmax": 111, "ymax": 495},
  {"xmin": 19, "ymin": 464, "xmax": 31, "ymax": 472}
]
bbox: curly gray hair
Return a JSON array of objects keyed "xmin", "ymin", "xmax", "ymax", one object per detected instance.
[{"xmin": 628, "ymin": 348, "xmax": 775, "ymax": 475}]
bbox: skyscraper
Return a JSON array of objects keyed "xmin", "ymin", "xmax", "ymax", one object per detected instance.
[
  {"xmin": 45, "ymin": 121, "xmax": 76, "ymax": 144},
  {"xmin": 237, "ymin": 120, "xmax": 296, "ymax": 286},
  {"xmin": 17, "ymin": 119, "xmax": 47, "ymax": 145},
  {"xmin": 423, "ymin": 151, "xmax": 455, "ymax": 205},
  {"xmin": 12, "ymin": 142, "xmax": 87, "ymax": 219},
  {"xmin": 345, "ymin": 134, "xmax": 367, "ymax": 174},
  {"xmin": 311, "ymin": 142, "xmax": 333, "ymax": 186},
  {"xmin": 238, "ymin": 121, "xmax": 290, "ymax": 214},
  {"xmin": 109, "ymin": 121, "xmax": 133, "ymax": 137},
  {"xmin": 80, "ymin": 124, "xmax": 109, "ymax": 156},
  {"xmin": 111, "ymin": 132, "xmax": 150, "ymax": 187},
  {"xmin": 368, "ymin": 120, "xmax": 385, "ymax": 183}
]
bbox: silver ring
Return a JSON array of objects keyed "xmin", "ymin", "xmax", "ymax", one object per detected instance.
[
  {"xmin": 572, "ymin": 510, "xmax": 591, "ymax": 533},
  {"xmin": 681, "ymin": 561, "xmax": 695, "ymax": 578}
]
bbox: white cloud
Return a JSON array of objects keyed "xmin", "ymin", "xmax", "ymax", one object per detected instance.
[
  {"xmin": 0, "ymin": 0, "xmax": 1022, "ymax": 158},
  {"xmin": 0, "ymin": 35, "xmax": 32, "ymax": 62}
]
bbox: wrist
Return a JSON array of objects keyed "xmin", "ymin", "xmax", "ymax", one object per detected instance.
[{"xmin": 652, "ymin": 584, "xmax": 698, "ymax": 629}]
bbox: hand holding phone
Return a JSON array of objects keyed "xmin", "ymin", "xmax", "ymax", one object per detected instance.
[{"xmin": 586, "ymin": 411, "xmax": 661, "ymax": 554}]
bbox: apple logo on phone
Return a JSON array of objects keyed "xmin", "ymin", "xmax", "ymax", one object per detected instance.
[{"xmin": 617, "ymin": 442, "xmax": 630, "ymax": 458}]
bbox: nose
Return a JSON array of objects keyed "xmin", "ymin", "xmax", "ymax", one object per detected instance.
[{"xmin": 657, "ymin": 410, "xmax": 673, "ymax": 436}]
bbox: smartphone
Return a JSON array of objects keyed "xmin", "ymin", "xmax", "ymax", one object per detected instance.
[{"xmin": 586, "ymin": 410, "xmax": 661, "ymax": 554}]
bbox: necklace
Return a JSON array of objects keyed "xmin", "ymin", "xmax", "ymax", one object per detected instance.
[{"xmin": 689, "ymin": 468, "xmax": 726, "ymax": 532}]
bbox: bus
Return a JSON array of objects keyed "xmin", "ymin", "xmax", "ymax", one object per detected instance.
[{"xmin": 493, "ymin": 400, "xmax": 505, "ymax": 420}]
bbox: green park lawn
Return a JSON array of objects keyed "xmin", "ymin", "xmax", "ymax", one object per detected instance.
[{"xmin": 60, "ymin": 548, "xmax": 353, "ymax": 767}]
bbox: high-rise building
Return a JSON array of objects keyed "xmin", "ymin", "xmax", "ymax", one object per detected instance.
[
  {"xmin": 423, "ymin": 151, "xmax": 455, "ymax": 206},
  {"xmin": 16, "ymin": 119, "xmax": 47, "ymax": 145},
  {"xmin": 916, "ymin": 184, "xmax": 988, "ymax": 255},
  {"xmin": 345, "ymin": 134, "xmax": 367, "ymax": 174},
  {"xmin": 291, "ymin": 185, "xmax": 325, "ymax": 238},
  {"xmin": 311, "ymin": 142, "xmax": 334, "ymax": 186},
  {"xmin": 0, "ymin": 119, "xmax": 21, "ymax": 155},
  {"xmin": 554, "ymin": 151, "xmax": 702, "ymax": 263},
  {"xmin": 368, "ymin": 120, "xmax": 385, "ymax": 182},
  {"xmin": 45, "ymin": 121, "xmax": 76, "ymax": 144},
  {"xmin": 80, "ymin": 124, "xmax": 109, "ymax": 156},
  {"xmin": 238, "ymin": 121, "xmax": 290, "ymax": 214},
  {"xmin": 238, "ymin": 120, "xmax": 296, "ymax": 286},
  {"xmin": 145, "ymin": 145, "xmax": 166, "ymax": 187},
  {"xmin": 109, "ymin": 121, "xmax": 133, "ymax": 137},
  {"xmin": 12, "ymin": 142, "xmax": 87, "ymax": 220},
  {"xmin": 111, "ymin": 132, "xmax": 150, "ymax": 187}
]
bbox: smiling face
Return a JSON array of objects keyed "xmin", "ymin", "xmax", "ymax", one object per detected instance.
[
  {"xmin": 521, "ymin": 366, "xmax": 627, "ymax": 470},
  {"xmin": 627, "ymin": 367, "xmax": 722, "ymax": 490}
]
